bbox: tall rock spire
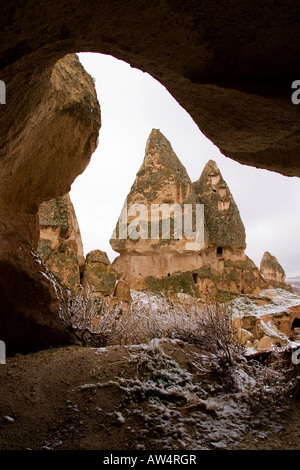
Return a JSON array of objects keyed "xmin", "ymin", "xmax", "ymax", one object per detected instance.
[
  {"xmin": 128, "ymin": 129, "xmax": 193, "ymax": 207},
  {"xmin": 193, "ymin": 160, "xmax": 246, "ymax": 250},
  {"xmin": 110, "ymin": 129, "xmax": 197, "ymax": 255}
]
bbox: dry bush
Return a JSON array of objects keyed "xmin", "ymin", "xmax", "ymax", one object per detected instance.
[{"xmin": 61, "ymin": 287, "xmax": 294, "ymax": 410}]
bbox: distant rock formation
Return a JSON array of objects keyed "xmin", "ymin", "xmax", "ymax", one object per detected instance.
[
  {"xmin": 111, "ymin": 129, "xmax": 268, "ymax": 296},
  {"xmin": 81, "ymin": 250, "xmax": 118, "ymax": 298},
  {"xmin": 111, "ymin": 128, "xmax": 196, "ymax": 256},
  {"xmin": 193, "ymin": 160, "xmax": 246, "ymax": 250},
  {"xmin": 37, "ymin": 132, "xmax": 291, "ymax": 301},
  {"xmin": 260, "ymin": 251, "xmax": 292, "ymax": 291},
  {"xmin": 38, "ymin": 194, "xmax": 85, "ymax": 292}
]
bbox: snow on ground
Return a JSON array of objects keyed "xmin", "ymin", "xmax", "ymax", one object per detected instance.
[
  {"xmin": 115, "ymin": 339, "xmax": 286, "ymax": 450},
  {"xmin": 131, "ymin": 288, "xmax": 300, "ymax": 319},
  {"xmin": 232, "ymin": 288, "xmax": 300, "ymax": 317}
]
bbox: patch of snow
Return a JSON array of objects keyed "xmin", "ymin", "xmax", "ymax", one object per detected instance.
[
  {"xmin": 115, "ymin": 411, "xmax": 125, "ymax": 424},
  {"xmin": 94, "ymin": 347, "xmax": 108, "ymax": 354},
  {"xmin": 4, "ymin": 415, "xmax": 14, "ymax": 422},
  {"xmin": 77, "ymin": 383, "xmax": 97, "ymax": 391},
  {"xmin": 232, "ymin": 288, "xmax": 300, "ymax": 318}
]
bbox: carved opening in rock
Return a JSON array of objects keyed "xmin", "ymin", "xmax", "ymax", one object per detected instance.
[
  {"xmin": 292, "ymin": 318, "xmax": 300, "ymax": 330},
  {"xmin": 217, "ymin": 247, "xmax": 223, "ymax": 257}
]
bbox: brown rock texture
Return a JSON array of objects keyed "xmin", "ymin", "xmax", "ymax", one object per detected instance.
[
  {"xmin": 260, "ymin": 251, "xmax": 292, "ymax": 291},
  {"xmin": 111, "ymin": 129, "xmax": 197, "ymax": 255},
  {"xmin": 111, "ymin": 130, "xmax": 203, "ymax": 290},
  {"xmin": 192, "ymin": 160, "xmax": 267, "ymax": 295},
  {"xmin": 0, "ymin": 54, "xmax": 100, "ymax": 353},
  {"xmin": 0, "ymin": 54, "xmax": 100, "ymax": 212},
  {"xmin": 81, "ymin": 250, "xmax": 118, "ymax": 298},
  {"xmin": 1, "ymin": 2, "xmax": 300, "ymax": 177},
  {"xmin": 38, "ymin": 193, "xmax": 85, "ymax": 292},
  {"xmin": 193, "ymin": 160, "xmax": 246, "ymax": 250},
  {"xmin": 113, "ymin": 280, "xmax": 132, "ymax": 303},
  {"xmin": 0, "ymin": 207, "xmax": 76, "ymax": 354}
]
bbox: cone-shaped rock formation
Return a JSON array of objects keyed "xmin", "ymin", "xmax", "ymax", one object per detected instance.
[
  {"xmin": 260, "ymin": 251, "xmax": 292, "ymax": 291},
  {"xmin": 111, "ymin": 130, "xmax": 268, "ymax": 295},
  {"xmin": 193, "ymin": 160, "xmax": 246, "ymax": 250},
  {"xmin": 111, "ymin": 129, "xmax": 197, "ymax": 255}
]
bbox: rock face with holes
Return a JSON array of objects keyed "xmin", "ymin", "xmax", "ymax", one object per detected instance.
[
  {"xmin": 111, "ymin": 130, "xmax": 268, "ymax": 295},
  {"xmin": 0, "ymin": 54, "xmax": 100, "ymax": 354},
  {"xmin": 260, "ymin": 251, "xmax": 292, "ymax": 291},
  {"xmin": 192, "ymin": 160, "xmax": 267, "ymax": 295},
  {"xmin": 38, "ymin": 193, "xmax": 85, "ymax": 292}
]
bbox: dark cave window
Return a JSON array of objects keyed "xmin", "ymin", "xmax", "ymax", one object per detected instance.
[
  {"xmin": 192, "ymin": 273, "xmax": 198, "ymax": 284},
  {"xmin": 217, "ymin": 246, "xmax": 223, "ymax": 257},
  {"xmin": 292, "ymin": 318, "xmax": 300, "ymax": 329}
]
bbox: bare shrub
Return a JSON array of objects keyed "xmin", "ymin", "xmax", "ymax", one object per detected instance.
[{"xmin": 60, "ymin": 286, "xmax": 293, "ymax": 411}]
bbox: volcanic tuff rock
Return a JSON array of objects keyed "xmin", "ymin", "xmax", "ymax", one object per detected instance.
[
  {"xmin": 111, "ymin": 128, "xmax": 196, "ymax": 255},
  {"xmin": 192, "ymin": 160, "xmax": 267, "ymax": 295},
  {"xmin": 81, "ymin": 250, "xmax": 118, "ymax": 298},
  {"xmin": 2, "ymin": 2, "xmax": 300, "ymax": 353},
  {"xmin": 193, "ymin": 160, "xmax": 246, "ymax": 250},
  {"xmin": 38, "ymin": 194, "xmax": 85, "ymax": 292},
  {"xmin": 260, "ymin": 251, "xmax": 292, "ymax": 291},
  {"xmin": 111, "ymin": 129, "xmax": 203, "ymax": 288},
  {"xmin": 111, "ymin": 130, "xmax": 268, "ymax": 295},
  {"xmin": 2, "ymin": 2, "xmax": 300, "ymax": 179},
  {"xmin": 0, "ymin": 54, "xmax": 100, "ymax": 354}
]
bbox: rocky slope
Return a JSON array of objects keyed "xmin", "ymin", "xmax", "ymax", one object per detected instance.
[
  {"xmin": 0, "ymin": 339, "xmax": 298, "ymax": 451},
  {"xmin": 38, "ymin": 194, "xmax": 85, "ymax": 292}
]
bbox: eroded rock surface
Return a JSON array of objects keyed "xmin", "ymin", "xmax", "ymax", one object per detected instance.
[
  {"xmin": 81, "ymin": 250, "xmax": 118, "ymax": 298},
  {"xmin": 1, "ymin": 2, "xmax": 300, "ymax": 177},
  {"xmin": 1, "ymin": 2, "xmax": 300, "ymax": 352},
  {"xmin": 0, "ymin": 54, "xmax": 100, "ymax": 353},
  {"xmin": 260, "ymin": 251, "xmax": 292, "ymax": 291},
  {"xmin": 111, "ymin": 130, "xmax": 267, "ymax": 295},
  {"xmin": 38, "ymin": 193, "xmax": 85, "ymax": 292}
]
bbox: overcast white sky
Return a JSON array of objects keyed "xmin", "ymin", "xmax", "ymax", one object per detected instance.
[{"xmin": 70, "ymin": 52, "xmax": 300, "ymax": 278}]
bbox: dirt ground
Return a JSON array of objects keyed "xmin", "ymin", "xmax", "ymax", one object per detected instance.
[{"xmin": 0, "ymin": 343, "xmax": 299, "ymax": 451}]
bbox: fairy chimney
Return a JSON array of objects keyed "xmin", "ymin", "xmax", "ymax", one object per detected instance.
[
  {"xmin": 110, "ymin": 131, "xmax": 268, "ymax": 296},
  {"xmin": 260, "ymin": 251, "xmax": 292, "ymax": 291}
]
